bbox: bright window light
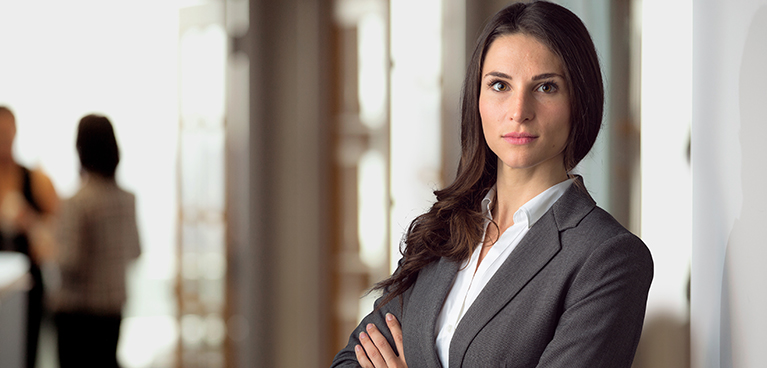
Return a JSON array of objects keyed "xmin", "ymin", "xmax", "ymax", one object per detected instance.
[
  {"xmin": 389, "ymin": 0, "xmax": 443, "ymax": 272},
  {"xmin": 640, "ymin": 0, "xmax": 693, "ymax": 320}
]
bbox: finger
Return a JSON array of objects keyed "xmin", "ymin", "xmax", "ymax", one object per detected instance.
[
  {"xmin": 355, "ymin": 344, "xmax": 373, "ymax": 368},
  {"xmin": 385, "ymin": 313, "xmax": 405, "ymax": 357},
  {"xmin": 359, "ymin": 330, "xmax": 386, "ymax": 367},
  {"xmin": 365, "ymin": 323, "xmax": 400, "ymax": 366}
]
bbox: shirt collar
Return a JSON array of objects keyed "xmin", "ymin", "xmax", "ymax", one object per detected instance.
[
  {"xmin": 482, "ymin": 178, "xmax": 574, "ymax": 229},
  {"xmin": 481, "ymin": 186, "xmax": 496, "ymax": 218}
]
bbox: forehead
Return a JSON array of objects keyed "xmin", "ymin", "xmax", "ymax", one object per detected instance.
[{"xmin": 482, "ymin": 33, "xmax": 564, "ymax": 75}]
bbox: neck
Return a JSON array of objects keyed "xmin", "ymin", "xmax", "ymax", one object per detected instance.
[
  {"xmin": 82, "ymin": 171, "xmax": 115, "ymax": 182},
  {"xmin": 492, "ymin": 161, "xmax": 568, "ymax": 228}
]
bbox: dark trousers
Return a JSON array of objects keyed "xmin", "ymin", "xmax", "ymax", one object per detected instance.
[{"xmin": 54, "ymin": 312, "xmax": 122, "ymax": 368}]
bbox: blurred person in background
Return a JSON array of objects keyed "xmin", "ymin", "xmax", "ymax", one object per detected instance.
[
  {"xmin": 331, "ymin": 2, "xmax": 652, "ymax": 367},
  {"xmin": 0, "ymin": 105, "xmax": 60, "ymax": 368},
  {"xmin": 53, "ymin": 114, "xmax": 141, "ymax": 368}
]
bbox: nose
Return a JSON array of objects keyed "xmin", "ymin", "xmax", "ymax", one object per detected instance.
[{"xmin": 509, "ymin": 91, "xmax": 534, "ymax": 123}]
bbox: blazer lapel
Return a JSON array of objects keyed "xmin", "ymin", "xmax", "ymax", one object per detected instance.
[
  {"xmin": 447, "ymin": 179, "xmax": 596, "ymax": 368},
  {"xmin": 405, "ymin": 257, "xmax": 459, "ymax": 368}
]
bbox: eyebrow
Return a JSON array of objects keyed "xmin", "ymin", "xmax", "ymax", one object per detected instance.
[{"xmin": 483, "ymin": 71, "xmax": 565, "ymax": 81}]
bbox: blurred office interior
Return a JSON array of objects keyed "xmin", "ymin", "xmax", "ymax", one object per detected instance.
[{"xmin": 0, "ymin": 0, "xmax": 763, "ymax": 367}]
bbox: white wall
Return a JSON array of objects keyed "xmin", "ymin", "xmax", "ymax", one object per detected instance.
[{"xmin": 692, "ymin": 1, "xmax": 767, "ymax": 367}]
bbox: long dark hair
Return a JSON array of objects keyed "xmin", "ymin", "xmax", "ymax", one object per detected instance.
[{"xmin": 373, "ymin": 1, "xmax": 604, "ymax": 306}]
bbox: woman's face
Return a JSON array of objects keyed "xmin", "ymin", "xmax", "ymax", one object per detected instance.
[{"xmin": 479, "ymin": 33, "xmax": 571, "ymax": 178}]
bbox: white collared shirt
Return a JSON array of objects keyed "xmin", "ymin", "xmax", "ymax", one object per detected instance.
[{"xmin": 434, "ymin": 179, "xmax": 574, "ymax": 367}]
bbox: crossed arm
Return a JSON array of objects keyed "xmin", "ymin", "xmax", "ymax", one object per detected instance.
[
  {"xmin": 330, "ymin": 286, "xmax": 412, "ymax": 368},
  {"xmin": 355, "ymin": 313, "xmax": 408, "ymax": 368}
]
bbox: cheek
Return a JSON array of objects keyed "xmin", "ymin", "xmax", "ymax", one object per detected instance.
[
  {"xmin": 553, "ymin": 105, "xmax": 571, "ymax": 144},
  {"xmin": 561, "ymin": 132, "xmax": 570, "ymax": 152},
  {"xmin": 555, "ymin": 121, "xmax": 572, "ymax": 154},
  {"xmin": 478, "ymin": 95, "xmax": 497, "ymax": 133},
  {"xmin": 478, "ymin": 95, "xmax": 488, "ymax": 120},
  {"xmin": 478, "ymin": 97, "xmax": 489, "ymax": 134}
]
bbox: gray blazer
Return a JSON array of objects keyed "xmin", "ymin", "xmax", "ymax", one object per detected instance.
[{"xmin": 331, "ymin": 180, "xmax": 653, "ymax": 368}]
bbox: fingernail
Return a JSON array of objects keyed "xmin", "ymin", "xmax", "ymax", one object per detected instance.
[
  {"xmin": 359, "ymin": 332, "xmax": 367, "ymax": 340},
  {"xmin": 386, "ymin": 313, "xmax": 394, "ymax": 321},
  {"xmin": 366, "ymin": 323, "xmax": 374, "ymax": 331},
  {"xmin": 355, "ymin": 345, "xmax": 362, "ymax": 352}
]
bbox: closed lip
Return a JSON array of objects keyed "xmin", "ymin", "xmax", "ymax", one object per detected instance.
[
  {"xmin": 502, "ymin": 132, "xmax": 537, "ymax": 139},
  {"xmin": 502, "ymin": 132, "xmax": 538, "ymax": 144}
]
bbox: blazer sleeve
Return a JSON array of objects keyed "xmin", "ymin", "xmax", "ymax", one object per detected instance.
[
  {"xmin": 330, "ymin": 289, "xmax": 407, "ymax": 367},
  {"xmin": 330, "ymin": 265, "xmax": 416, "ymax": 368},
  {"xmin": 536, "ymin": 232, "xmax": 653, "ymax": 368}
]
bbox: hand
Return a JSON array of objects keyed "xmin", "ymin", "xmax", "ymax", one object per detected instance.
[{"xmin": 355, "ymin": 313, "xmax": 407, "ymax": 368}]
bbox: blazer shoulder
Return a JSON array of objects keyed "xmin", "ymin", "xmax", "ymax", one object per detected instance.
[
  {"xmin": 579, "ymin": 205, "xmax": 635, "ymax": 237},
  {"xmin": 549, "ymin": 178, "xmax": 650, "ymax": 261},
  {"xmin": 561, "ymin": 205, "xmax": 653, "ymax": 276}
]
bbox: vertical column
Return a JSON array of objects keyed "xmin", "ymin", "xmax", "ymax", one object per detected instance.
[
  {"xmin": 692, "ymin": 1, "xmax": 767, "ymax": 367},
  {"xmin": 245, "ymin": 0, "xmax": 333, "ymax": 366}
]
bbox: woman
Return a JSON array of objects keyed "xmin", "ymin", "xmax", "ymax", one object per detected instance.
[
  {"xmin": 0, "ymin": 106, "xmax": 59, "ymax": 368},
  {"xmin": 53, "ymin": 114, "xmax": 141, "ymax": 368},
  {"xmin": 331, "ymin": 2, "xmax": 653, "ymax": 368}
]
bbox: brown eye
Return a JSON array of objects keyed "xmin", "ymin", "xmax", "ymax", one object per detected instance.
[
  {"xmin": 491, "ymin": 81, "xmax": 508, "ymax": 92},
  {"xmin": 537, "ymin": 82, "xmax": 558, "ymax": 93}
]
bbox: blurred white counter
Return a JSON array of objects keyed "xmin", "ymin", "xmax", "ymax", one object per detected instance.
[{"xmin": 0, "ymin": 251, "xmax": 30, "ymax": 368}]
